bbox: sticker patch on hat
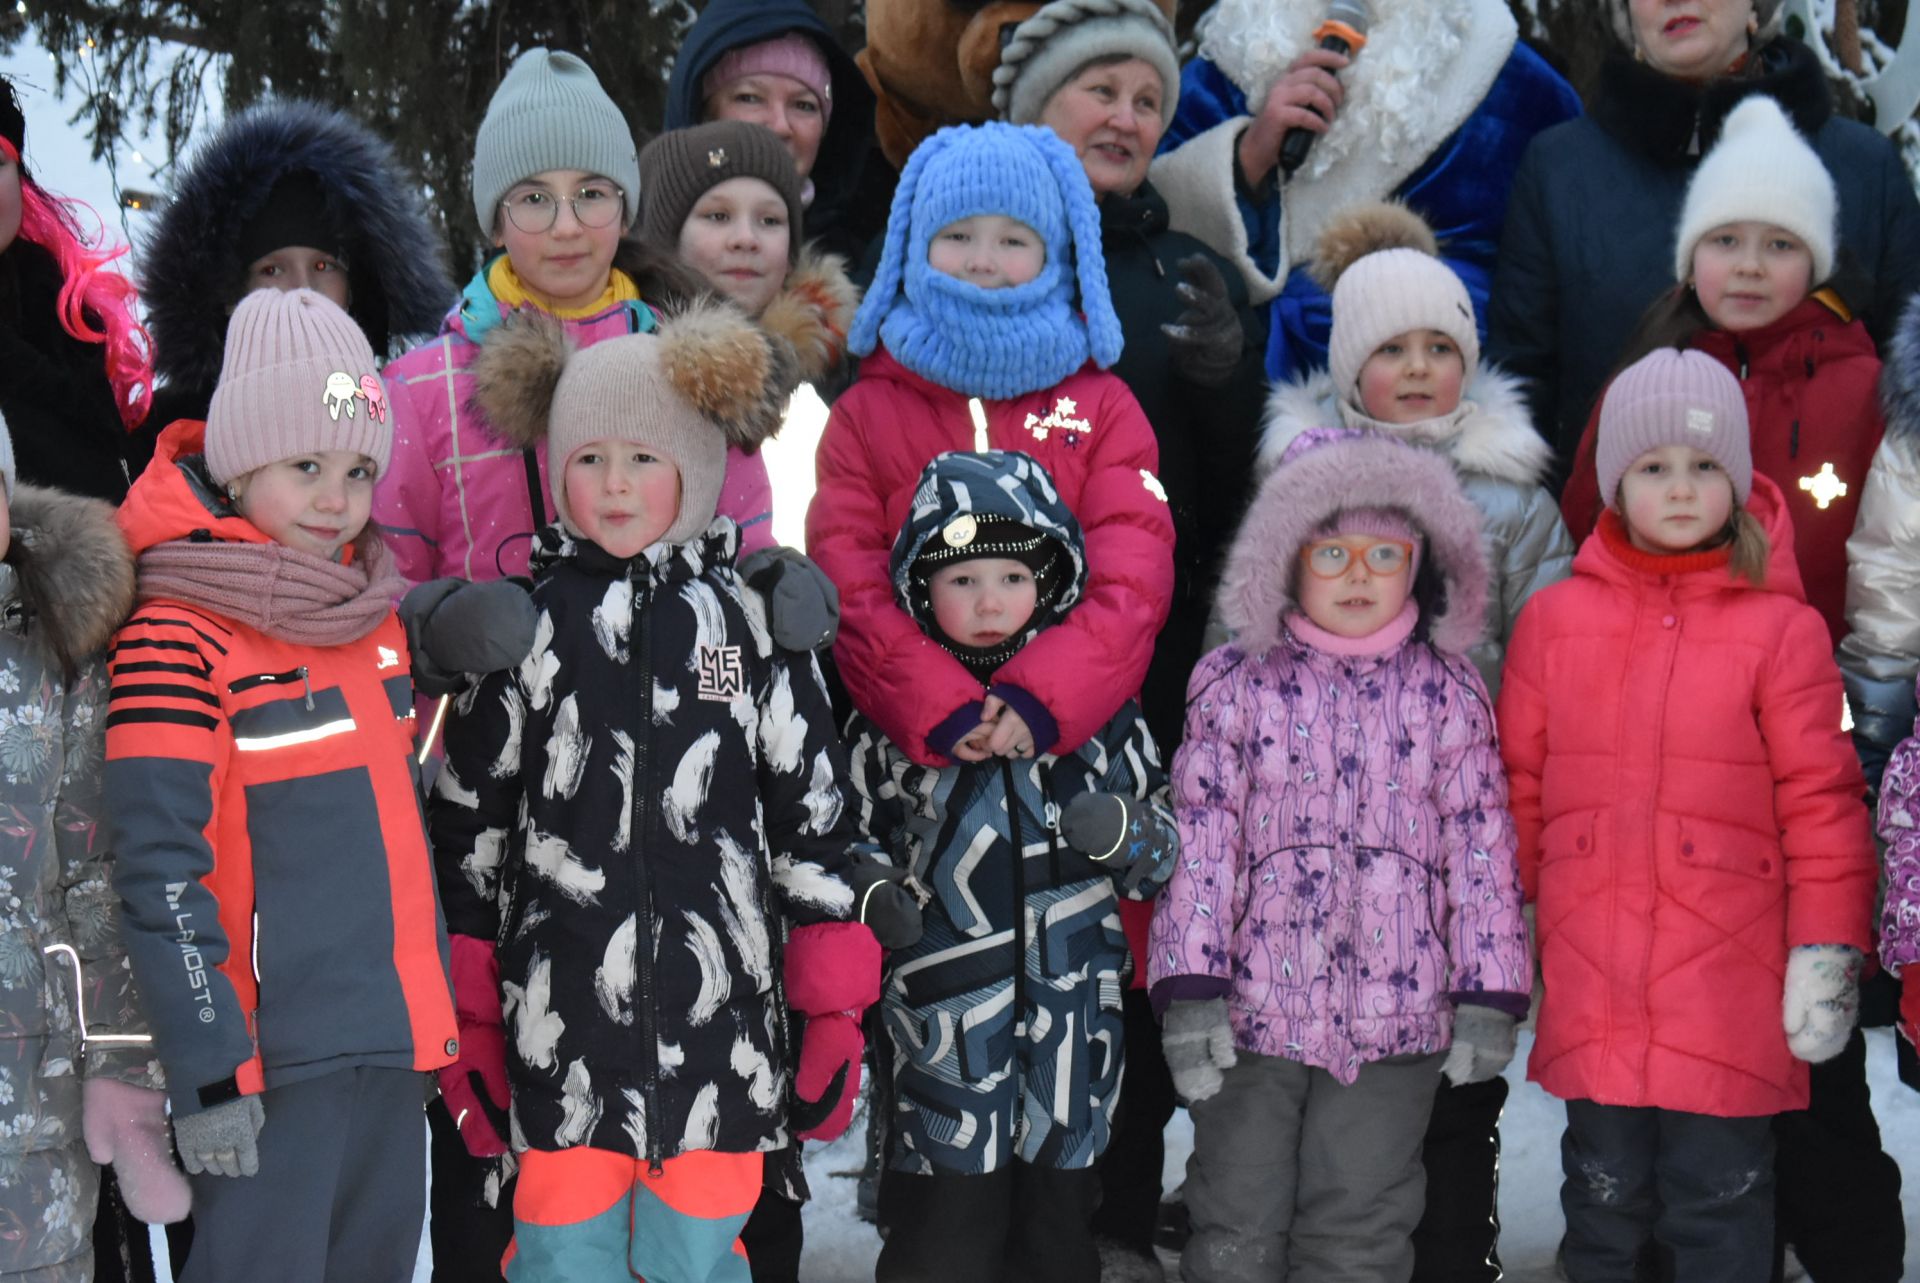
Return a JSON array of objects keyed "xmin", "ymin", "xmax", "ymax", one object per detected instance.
[
  {"xmin": 323, "ymin": 371, "xmax": 388, "ymax": 423},
  {"xmin": 1685, "ymin": 408, "xmax": 1716, "ymax": 435},
  {"xmin": 708, "ymin": 148, "xmax": 728, "ymax": 168},
  {"xmin": 942, "ymin": 515, "xmax": 978, "ymax": 548}
]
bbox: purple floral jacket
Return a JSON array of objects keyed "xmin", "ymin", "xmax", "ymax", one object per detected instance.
[{"xmin": 1878, "ymin": 674, "xmax": 1920, "ymax": 972}]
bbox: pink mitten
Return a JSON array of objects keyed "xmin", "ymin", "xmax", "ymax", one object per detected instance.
[
  {"xmin": 784, "ymin": 922, "xmax": 883, "ymax": 1142},
  {"xmin": 83, "ymin": 1078, "xmax": 191, "ymax": 1223},
  {"xmin": 436, "ymin": 934, "xmax": 511, "ymax": 1158}
]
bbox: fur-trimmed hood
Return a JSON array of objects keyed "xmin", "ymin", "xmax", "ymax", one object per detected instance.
[
  {"xmin": 756, "ymin": 244, "xmax": 860, "ymax": 388},
  {"xmin": 1259, "ymin": 365, "xmax": 1551, "ymax": 488},
  {"xmin": 1218, "ymin": 433, "xmax": 1489, "ymax": 657},
  {"xmin": 141, "ymin": 99, "xmax": 455, "ymax": 397},
  {"xmin": 1881, "ymin": 292, "xmax": 1920, "ymax": 444},
  {"xmin": 5, "ymin": 483, "xmax": 135, "ymax": 658}
]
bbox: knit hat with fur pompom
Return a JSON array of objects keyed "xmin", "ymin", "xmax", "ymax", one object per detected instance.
[
  {"xmin": 1313, "ymin": 202, "xmax": 1479, "ymax": 415},
  {"xmin": 471, "ymin": 296, "xmax": 797, "ymax": 546},
  {"xmin": 1672, "ymin": 94, "xmax": 1836, "ymax": 285}
]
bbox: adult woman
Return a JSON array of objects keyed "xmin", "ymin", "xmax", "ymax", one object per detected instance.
[
  {"xmin": 665, "ymin": 0, "xmax": 880, "ymax": 263},
  {"xmin": 993, "ymin": 3, "xmax": 1268, "ymax": 1275},
  {"xmin": 1489, "ymin": 0, "xmax": 1920, "ymax": 486}
]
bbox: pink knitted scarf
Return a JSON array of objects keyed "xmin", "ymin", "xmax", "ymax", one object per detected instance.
[{"xmin": 135, "ymin": 535, "xmax": 404, "ymax": 647}]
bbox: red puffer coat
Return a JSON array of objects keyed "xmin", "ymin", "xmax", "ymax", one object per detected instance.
[
  {"xmin": 1559, "ymin": 294, "xmax": 1884, "ymax": 645},
  {"xmin": 1499, "ymin": 475, "xmax": 1875, "ymax": 1117},
  {"xmin": 808, "ymin": 347, "xmax": 1174, "ymax": 764}
]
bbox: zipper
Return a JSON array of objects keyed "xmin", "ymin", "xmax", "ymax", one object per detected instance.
[
  {"xmin": 1733, "ymin": 338, "xmax": 1751, "ymax": 380},
  {"xmin": 1002, "ymin": 759, "xmax": 1029, "ymax": 1046},
  {"xmin": 630, "ymin": 571, "xmax": 665, "ymax": 1175},
  {"xmin": 230, "ymin": 666, "xmax": 314, "ymax": 709},
  {"xmin": 1040, "ymin": 765, "xmax": 1063, "ymax": 887}
]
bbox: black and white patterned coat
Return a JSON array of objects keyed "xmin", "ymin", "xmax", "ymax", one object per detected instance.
[{"xmin": 429, "ymin": 520, "xmax": 864, "ymax": 1165}]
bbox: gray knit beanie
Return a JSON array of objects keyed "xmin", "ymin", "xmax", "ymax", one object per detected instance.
[
  {"xmin": 206, "ymin": 288, "xmax": 392, "ymax": 485},
  {"xmin": 1597, "ymin": 349, "xmax": 1753, "ymax": 509},
  {"xmin": 638, "ymin": 121, "xmax": 804, "ymax": 264},
  {"xmin": 471, "ymin": 48, "xmax": 640, "ymax": 235},
  {"xmin": 992, "ymin": 0, "xmax": 1180, "ymax": 129}
]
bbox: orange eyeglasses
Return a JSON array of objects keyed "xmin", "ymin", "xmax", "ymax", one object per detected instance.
[{"xmin": 1299, "ymin": 536, "xmax": 1415, "ymax": 579}]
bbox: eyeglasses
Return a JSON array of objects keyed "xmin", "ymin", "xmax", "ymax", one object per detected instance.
[
  {"xmin": 498, "ymin": 182, "xmax": 625, "ymax": 234},
  {"xmin": 1299, "ymin": 536, "xmax": 1415, "ymax": 580}
]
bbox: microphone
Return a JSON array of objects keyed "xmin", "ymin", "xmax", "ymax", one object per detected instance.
[{"xmin": 1277, "ymin": 0, "xmax": 1370, "ymax": 179}]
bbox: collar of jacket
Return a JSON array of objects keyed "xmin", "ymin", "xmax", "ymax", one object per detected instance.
[
  {"xmin": 530, "ymin": 518, "xmax": 740, "ymax": 584},
  {"xmin": 1101, "ymin": 182, "xmax": 1171, "ymax": 240},
  {"xmin": 1591, "ymin": 37, "xmax": 1832, "ymax": 164},
  {"xmin": 1691, "ymin": 294, "xmax": 1860, "ymax": 369},
  {"xmin": 1577, "ymin": 472, "xmax": 1804, "ymax": 600}
]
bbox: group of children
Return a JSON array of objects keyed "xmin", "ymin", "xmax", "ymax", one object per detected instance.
[{"xmin": 6, "ymin": 33, "xmax": 1920, "ymax": 1283}]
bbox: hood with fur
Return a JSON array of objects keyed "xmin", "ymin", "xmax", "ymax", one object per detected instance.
[
  {"xmin": 1260, "ymin": 365, "xmax": 1551, "ymax": 488},
  {"xmin": 141, "ymin": 99, "xmax": 456, "ymax": 395},
  {"xmin": 1218, "ymin": 433, "xmax": 1489, "ymax": 657},
  {"xmin": 5, "ymin": 484, "xmax": 135, "ymax": 659},
  {"xmin": 755, "ymin": 245, "xmax": 860, "ymax": 388},
  {"xmin": 1880, "ymin": 294, "xmax": 1920, "ymax": 445}
]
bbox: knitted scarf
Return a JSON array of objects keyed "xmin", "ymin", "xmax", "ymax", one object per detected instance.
[
  {"xmin": 136, "ymin": 535, "xmax": 404, "ymax": 647},
  {"xmin": 878, "ymin": 266, "xmax": 1091, "ymax": 400}
]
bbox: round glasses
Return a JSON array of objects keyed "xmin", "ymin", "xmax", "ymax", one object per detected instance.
[
  {"xmin": 499, "ymin": 183, "xmax": 625, "ymax": 234},
  {"xmin": 1300, "ymin": 536, "xmax": 1414, "ymax": 579}
]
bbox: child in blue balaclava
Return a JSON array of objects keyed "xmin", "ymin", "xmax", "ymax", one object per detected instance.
[{"xmin": 805, "ymin": 121, "xmax": 1174, "ymax": 788}]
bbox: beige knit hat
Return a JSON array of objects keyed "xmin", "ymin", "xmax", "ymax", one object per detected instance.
[
  {"xmin": 1597, "ymin": 348, "xmax": 1753, "ymax": 509},
  {"xmin": 205, "ymin": 288, "xmax": 391, "ymax": 485}
]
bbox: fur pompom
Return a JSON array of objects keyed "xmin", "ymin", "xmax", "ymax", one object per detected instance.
[
  {"xmin": 659, "ymin": 296, "xmax": 793, "ymax": 451},
  {"xmin": 1310, "ymin": 201, "xmax": 1439, "ymax": 291},
  {"xmin": 758, "ymin": 247, "xmax": 860, "ymax": 386},
  {"xmin": 471, "ymin": 310, "xmax": 573, "ymax": 449}
]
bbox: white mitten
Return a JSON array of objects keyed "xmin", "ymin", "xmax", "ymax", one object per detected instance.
[{"xmin": 1782, "ymin": 944, "xmax": 1862, "ymax": 1064}]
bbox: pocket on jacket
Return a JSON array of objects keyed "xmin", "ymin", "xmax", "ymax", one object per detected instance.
[
  {"xmin": 1655, "ymin": 814, "xmax": 1786, "ymax": 905},
  {"xmin": 1533, "ymin": 811, "xmax": 1600, "ymax": 939}
]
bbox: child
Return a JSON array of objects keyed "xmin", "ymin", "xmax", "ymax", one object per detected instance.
[
  {"xmin": 106, "ymin": 289, "xmax": 458, "ymax": 1281},
  {"xmin": 0, "ymin": 408, "xmax": 190, "ymax": 1280},
  {"xmin": 1150, "ymin": 427, "xmax": 1530, "ymax": 1283},
  {"xmin": 1880, "ymin": 691, "xmax": 1920, "ymax": 1048},
  {"xmin": 637, "ymin": 119, "xmax": 857, "ymax": 383},
  {"xmin": 1558, "ymin": 96, "xmax": 1882, "ymax": 647},
  {"xmin": 431, "ymin": 296, "xmax": 919, "ymax": 1282},
  {"xmin": 808, "ymin": 121, "xmax": 1174, "ymax": 772},
  {"xmin": 846, "ymin": 448, "xmax": 1175, "ymax": 1282},
  {"xmin": 1263, "ymin": 201, "xmax": 1572, "ymax": 695},
  {"xmin": 1499, "ymin": 349, "xmax": 1877, "ymax": 1282}
]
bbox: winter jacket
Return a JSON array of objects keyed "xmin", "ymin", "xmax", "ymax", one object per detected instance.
[
  {"xmin": 1842, "ymin": 299, "xmax": 1920, "ymax": 788},
  {"xmin": 377, "ymin": 247, "xmax": 775, "ymax": 587},
  {"xmin": 1261, "ymin": 366, "xmax": 1573, "ymax": 694},
  {"xmin": 0, "ymin": 486, "xmax": 152, "ymax": 1281},
  {"xmin": 1879, "ymin": 675, "xmax": 1920, "ymax": 975},
  {"xmin": 1148, "ymin": 430, "xmax": 1529, "ymax": 1083},
  {"xmin": 139, "ymin": 99, "xmax": 456, "ymax": 437},
  {"xmin": 1151, "ymin": 0, "xmax": 1580, "ymax": 380},
  {"xmin": 105, "ymin": 421, "xmax": 456, "ymax": 1118},
  {"xmin": 1489, "ymin": 39, "xmax": 1920, "ymax": 478},
  {"xmin": 664, "ymin": 0, "xmax": 881, "ymax": 264},
  {"xmin": 0, "ymin": 241, "xmax": 136, "ymax": 503},
  {"xmin": 428, "ymin": 519, "xmax": 867, "ymax": 1165},
  {"xmin": 1558, "ymin": 297, "xmax": 1883, "ymax": 648},
  {"xmin": 809, "ymin": 348, "xmax": 1174, "ymax": 766},
  {"xmin": 1498, "ymin": 477, "xmax": 1877, "ymax": 1117},
  {"xmin": 847, "ymin": 450, "xmax": 1174, "ymax": 1175}
]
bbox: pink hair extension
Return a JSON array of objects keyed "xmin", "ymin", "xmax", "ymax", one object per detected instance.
[{"xmin": 5, "ymin": 137, "xmax": 153, "ymax": 430}]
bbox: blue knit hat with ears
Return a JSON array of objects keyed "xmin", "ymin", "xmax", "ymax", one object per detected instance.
[{"xmin": 848, "ymin": 122, "xmax": 1123, "ymax": 398}]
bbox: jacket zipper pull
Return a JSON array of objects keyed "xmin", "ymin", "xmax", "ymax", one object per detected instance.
[
  {"xmin": 298, "ymin": 666, "xmax": 314, "ymax": 711},
  {"xmin": 648, "ymin": 1156, "xmax": 665, "ymax": 1178},
  {"xmin": 1734, "ymin": 340, "xmax": 1750, "ymax": 380}
]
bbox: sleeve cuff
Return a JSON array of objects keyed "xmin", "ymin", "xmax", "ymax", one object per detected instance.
[
  {"xmin": 1452, "ymin": 991, "xmax": 1530, "ymax": 1020},
  {"xmin": 988, "ymin": 682, "xmax": 1059, "ymax": 756},
  {"xmin": 1150, "ymin": 974, "xmax": 1232, "ymax": 1017},
  {"xmin": 927, "ymin": 700, "xmax": 987, "ymax": 759}
]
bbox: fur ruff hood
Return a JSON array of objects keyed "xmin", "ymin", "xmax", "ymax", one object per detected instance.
[
  {"xmin": 1880, "ymin": 295, "xmax": 1920, "ymax": 444},
  {"xmin": 1219, "ymin": 433, "xmax": 1489, "ymax": 657},
  {"xmin": 1259, "ymin": 365, "xmax": 1551, "ymax": 487},
  {"xmin": 5, "ymin": 484, "xmax": 135, "ymax": 658},
  {"xmin": 141, "ymin": 99, "xmax": 455, "ymax": 394},
  {"xmin": 757, "ymin": 245, "xmax": 860, "ymax": 387}
]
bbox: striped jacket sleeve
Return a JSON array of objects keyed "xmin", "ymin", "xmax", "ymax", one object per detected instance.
[{"xmin": 103, "ymin": 607, "xmax": 253, "ymax": 1114}]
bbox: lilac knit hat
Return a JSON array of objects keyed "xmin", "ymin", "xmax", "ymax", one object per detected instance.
[
  {"xmin": 703, "ymin": 33, "xmax": 834, "ymax": 125},
  {"xmin": 205, "ymin": 288, "xmax": 391, "ymax": 485},
  {"xmin": 1596, "ymin": 349, "xmax": 1752, "ymax": 509}
]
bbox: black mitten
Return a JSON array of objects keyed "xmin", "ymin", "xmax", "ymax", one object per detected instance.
[
  {"xmin": 1161, "ymin": 255, "xmax": 1243, "ymax": 389},
  {"xmin": 1060, "ymin": 792, "xmax": 1176, "ymax": 896},
  {"xmin": 742, "ymin": 546, "xmax": 841, "ymax": 652},
  {"xmin": 847, "ymin": 856, "xmax": 925, "ymax": 950},
  {"xmin": 399, "ymin": 577, "xmax": 538, "ymax": 697}
]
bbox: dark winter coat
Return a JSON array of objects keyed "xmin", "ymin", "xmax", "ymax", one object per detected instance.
[
  {"xmin": 1489, "ymin": 38, "xmax": 1920, "ymax": 481},
  {"xmin": 140, "ymin": 99, "xmax": 456, "ymax": 433},
  {"xmin": 0, "ymin": 241, "xmax": 136, "ymax": 503},
  {"xmin": 665, "ymin": 0, "xmax": 880, "ymax": 264},
  {"xmin": 848, "ymin": 451, "xmax": 1174, "ymax": 1176},
  {"xmin": 429, "ymin": 520, "xmax": 868, "ymax": 1165}
]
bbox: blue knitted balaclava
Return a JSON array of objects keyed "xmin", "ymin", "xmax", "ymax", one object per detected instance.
[{"xmin": 847, "ymin": 122, "xmax": 1123, "ymax": 399}]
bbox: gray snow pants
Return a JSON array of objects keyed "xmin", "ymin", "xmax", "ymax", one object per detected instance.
[
  {"xmin": 181, "ymin": 1066, "xmax": 427, "ymax": 1283},
  {"xmin": 1182, "ymin": 1048, "xmax": 1445, "ymax": 1283}
]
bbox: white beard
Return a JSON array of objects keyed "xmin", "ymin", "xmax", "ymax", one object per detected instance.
[{"xmin": 1197, "ymin": 0, "xmax": 1477, "ymax": 183}]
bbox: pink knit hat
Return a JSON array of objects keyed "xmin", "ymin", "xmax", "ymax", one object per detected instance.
[
  {"xmin": 703, "ymin": 33, "xmax": 833, "ymax": 124},
  {"xmin": 205, "ymin": 289, "xmax": 391, "ymax": 485},
  {"xmin": 1596, "ymin": 348, "xmax": 1752, "ymax": 509}
]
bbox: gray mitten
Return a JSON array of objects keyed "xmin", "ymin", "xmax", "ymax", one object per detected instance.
[
  {"xmin": 1162, "ymin": 997, "xmax": 1237, "ymax": 1104},
  {"xmin": 1442, "ymin": 1006, "xmax": 1518, "ymax": 1086},
  {"xmin": 741, "ymin": 546, "xmax": 840, "ymax": 651},
  {"xmin": 1060, "ymin": 792, "xmax": 1175, "ymax": 896},
  {"xmin": 849, "ymin": 856, "xmax": 926, "ymax": 951},
  {"xmin": 1160, "ymin": 255, "xmax": 1243, "ymax": 389},
  {"xmin": 172, "ymin": 1095, "xmax": 264, "ymax": 1179},
  {"xmin": 399, "ymin": 577, "xmax": 539, "ymax": 697}
]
